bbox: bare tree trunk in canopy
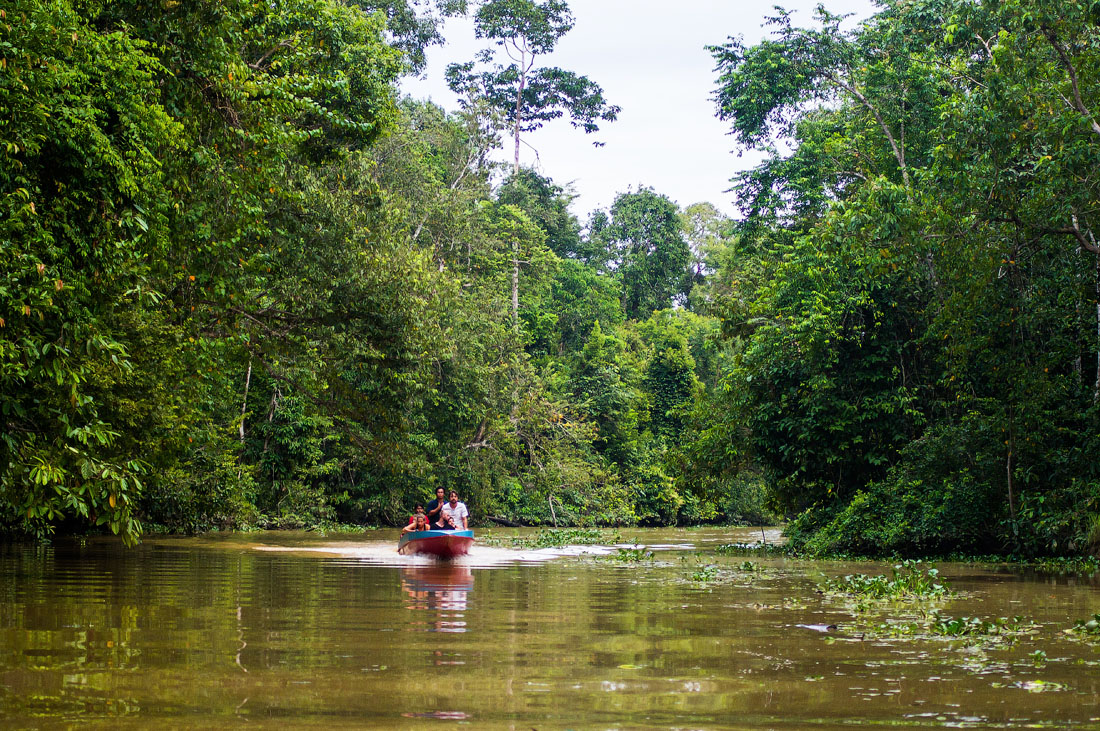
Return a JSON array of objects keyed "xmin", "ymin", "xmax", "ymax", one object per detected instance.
[{"xmin": 509, "ymin": 42, "xmax": 533, "ymax": 325}]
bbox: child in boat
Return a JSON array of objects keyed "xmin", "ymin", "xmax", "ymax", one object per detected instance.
[{"xmin": 402, "ymin": 513, "xmax": 429, "ymax": 534}]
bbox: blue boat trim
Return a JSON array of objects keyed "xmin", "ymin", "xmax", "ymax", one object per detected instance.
[{"xmin": 402, "ymin": 529, "xmax": 475, "ymax": 540}]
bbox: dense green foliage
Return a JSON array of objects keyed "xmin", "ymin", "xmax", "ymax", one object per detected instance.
[
  {"xmin": 6, "ymin": 0, "xmax": 1100, "ymax": 559},
  {"xmin": 707, "ymin": 0, "xmax": 1100, "ymax": 557},
  {"xmin": 1, "ymin": 0, "xmax": 762, "ymax": 544}
]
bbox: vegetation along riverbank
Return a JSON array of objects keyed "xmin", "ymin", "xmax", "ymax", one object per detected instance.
[{"xmin": 4, "ymin": 0, "xmax": 1100, "ymax": 559}]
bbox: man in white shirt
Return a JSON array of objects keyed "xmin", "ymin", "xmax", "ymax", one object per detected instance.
[{"xmin": 439, "ymin": 490, "xmax": 469, "ymax": 531}]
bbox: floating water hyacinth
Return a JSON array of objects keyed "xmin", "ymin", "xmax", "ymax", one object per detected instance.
[{"xmin": 824, "ymin": 560, "xmax": 952, "ymax": 601}]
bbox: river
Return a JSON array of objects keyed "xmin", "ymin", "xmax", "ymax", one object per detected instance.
[{"xmin": 1, "ymin": 527, "xmax": 1098, "ymax": 728}]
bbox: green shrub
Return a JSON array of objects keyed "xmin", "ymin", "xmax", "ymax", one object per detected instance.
[
  {"xmin": 791, "ymin": 422, "xmax": 1001, "ymax": 556},
  {"xmin": 1013, "ymin": 480, "xmax": 1100, "ymax": 557}
]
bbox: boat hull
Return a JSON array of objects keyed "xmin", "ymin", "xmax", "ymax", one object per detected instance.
[{"xmin": 398, "ymin": 529, "xmax": 474, "ymax": 559}]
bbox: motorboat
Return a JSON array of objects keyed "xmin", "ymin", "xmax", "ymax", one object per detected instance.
[{"xmin": 397, "ymin": 529, "xmax": 474, "ymax": 558}]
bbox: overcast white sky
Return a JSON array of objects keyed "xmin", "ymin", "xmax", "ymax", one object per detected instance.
[{"xmin": 402, "ymin": 0, "xmax": 877, "ymax": 220}]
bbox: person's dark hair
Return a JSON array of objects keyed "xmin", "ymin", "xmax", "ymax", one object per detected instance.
[
  {"xmin": 448, "ymin": 491, "xmax": 459, "ymax": 499},
  {"xmin": 414, "ymin": 503, "xmax": 424, "ymax": 510}
]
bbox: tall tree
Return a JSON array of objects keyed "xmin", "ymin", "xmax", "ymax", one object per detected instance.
[
  {"xmin": 680, "ymin": 202, "xmax": 731, "ymax": 305},
  {"xmin": 1, "ymin": 0, "xmax": 421, "ymax": 542},
  {"xmin": 445, "ymin": 0, "xmax": 618, "ymax": 323},
  {"xmin": 1, "ymin": 0, "xmax": 179, "ymax": 543},
  {"xmin": 445, "ymin": 0, "xmax": 619, "ymax": 174},
  {"xmin": 710, "ymin": 5, "xmax": 939, "ymax": 189},
  {"xmin": 592, "ymin": 189, "xmax": 692, "ymax": 320},
  {"xmin": 497, "ymin": 168, "xmax": 583, "ymax": 258}
]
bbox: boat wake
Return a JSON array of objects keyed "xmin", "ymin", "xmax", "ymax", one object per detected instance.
[{"xmin": 251, "ymin": 541, "xmax": 619, "ymax": 568}]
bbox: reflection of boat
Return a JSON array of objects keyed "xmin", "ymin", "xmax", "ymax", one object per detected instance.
[
  {"xmin": 401, "ymin": 563, "xmax": 474, "ymax": 621},
  {"xmin": 398, "ymin": 529, "xmax": 474, "ymax": 558},
  {"xmin": 400, "ymin": 563, "xmax": 474, "ymax": 593}
]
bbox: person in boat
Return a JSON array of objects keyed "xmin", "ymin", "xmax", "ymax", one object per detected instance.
[
  {"xmin": 402, "ymin": 513, "xmax": 429, "ymax": 534},
  {"xmin": 439, "ymin": 490, "xmax": 469, "ymax": 531},
  {"xmin": 425, "ymin": 487, "xmax": 447, "ymax": 528},
  {"xmin": 407, "ymin": 503, "xmax": 425, "ymax": 525}
]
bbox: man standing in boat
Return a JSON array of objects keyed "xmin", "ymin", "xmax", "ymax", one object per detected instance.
[
  {"xmin": 425, "ymin": 487, "xmax": 447, "ymax": 529},
  {"xmin": 439, "ymin": 490, "xmax": 469, "ymax": 530}
]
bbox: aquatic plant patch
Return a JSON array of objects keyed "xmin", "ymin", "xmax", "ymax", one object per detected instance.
[
  {"xmin": 1064, "ymin": 613, "xmax": 1100, "ymax": 641},
  {"xmin": 844, "ymin": 613, "xmax": 1040, "ymax": 653},
  {"xmin": 925, "ymin": 614, "xmax": 1038, "ymax": 638},
  {"xmin": 313, "ymin": 522, "xmax": 371, "ymax": 535},
  {"xmin": 511, "ymin": 528, "xmax": 617, "ymax": 549},
  {"xmin": 998, "ymin": 679, "xmax": 1070, "ymax": 693},
  {"xmin": 715, "ymin": 542, "xmax": 790, "ymax": 557},
  {"xmin": 684, "ymin": 559, "xmax": 785, "ymax": 586},
  {"xmin": 691, "ymin": 564, "xmax": 720, "ymax": 582},
  {"xmin": 1030, "ymin": 556, "xmax": 1100, "ymax": 576},
  {"xmin": 610, "ymin": 546, "xmax": 655, "ymax": 562},
  {"xmin": 824, "ymin": 560, "xmax": 952, "ymax": 601},
  {"xmin": 475, "ymin": 530, "xmax": 507, "ymax": 547}
]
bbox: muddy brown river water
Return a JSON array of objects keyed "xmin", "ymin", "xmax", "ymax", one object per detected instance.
[{"xmin": 1, "ymin": 527, "xmax": 1098, "ymax": 729}]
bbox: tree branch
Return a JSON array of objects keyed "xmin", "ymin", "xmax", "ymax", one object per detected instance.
[
  {"xmin": 822, "ymin": 71, "xmax": 910, "ymax": 187},
  {"xmin": 1041, "ymin": 25, "xmax": 1100, "ymax": 139},
  {"xmin": 248, "ymin": 39, "xmax": 295, "ymax": 71},
  {"xmin": 994, "ymin": 214, "xmax": 1100, "ymax": 254}
]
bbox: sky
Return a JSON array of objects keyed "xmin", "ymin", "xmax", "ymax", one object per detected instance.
[{"xmin": 401, "ymin": 0, "xmax": 878, "ymax": 220}]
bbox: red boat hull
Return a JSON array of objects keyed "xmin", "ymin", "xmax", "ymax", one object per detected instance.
[{"xmin": 398, "ymin": 530, "xmax": 474, "ymax": 559}]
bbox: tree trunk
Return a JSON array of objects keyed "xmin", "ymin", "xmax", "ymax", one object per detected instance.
[
  {"xmin": 513, "ymin": 241, "xmax": 520, "ymax": 323},
  {"xmin": 239, "ymin": 357, "xmax": 252, "ymax": 443},
  {"xmin": 1042, "ymin": 26, "xmax": 1100, "ymax": 140},
  {"xmin": 513, "ymin": 49, "xmax": 525, "ymax": 176},
  {"xmin": 1095, "ymin": 253, "xmax": 1099, "ymax": 402},
  {"xmin": 1006, "ymin": 418, "xmax": 1016, "ymax": 521},
  {"xmin": 510, "ymin": 49, "xmax": 527, "ymax": 324},
  {"xmin": 261, "ymin": 388, "xmax": 280, "ymax": 455}
]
